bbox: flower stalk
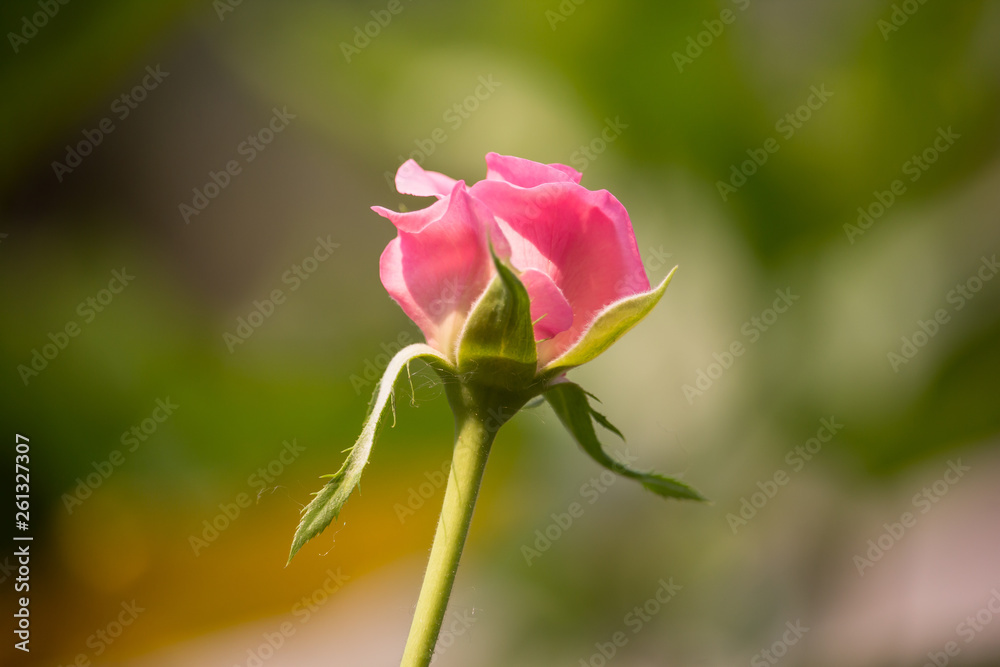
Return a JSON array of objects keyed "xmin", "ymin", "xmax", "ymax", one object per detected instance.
[
  {"xmin": 399, "ymin": 411, "xmax": 492, "ymax": 665},
  {"xmin": 400, "ymin": 381, "xmax": 522, "ymax": 665}
]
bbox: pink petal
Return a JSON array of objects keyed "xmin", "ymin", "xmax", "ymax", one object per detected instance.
[
  {"xmin": 470, "ymin": 179, "xmax": 649, "ymax": 364},
  {"xmin": 372, "ymin": 180, "xmax": 466, "ymax": 234},
  {"xmin": 394, "ymin": 159, "xmax": 458, "ymax": 198},
  {"xmin": 484, "ymin": 153, "xmax": 582, "ymax": 187},
  {"xmin": 376, "ymin": 186, "xmax": 499, "ymax": 357},
  {"xmin": 519, "ymin": 268, "xmax": 573, "ymax": 341}
]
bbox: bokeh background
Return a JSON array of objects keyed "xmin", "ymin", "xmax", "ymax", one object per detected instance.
[{"xmin": 2, "ymin": 1, "xmax": 1000, "ymax": 665}]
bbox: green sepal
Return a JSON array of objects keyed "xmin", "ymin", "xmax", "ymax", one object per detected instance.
[
  {"xmin": 287, "ymin": 343, "xmax": 452, "ymax": 564},
  {"xmin": 543, "ymin": 380, "xmax": 705, "ymax": 501},
  {"xmin": 456, "ymin": 247, "xmax": 537, "ymax": 391},
  {"xmin": 540, "ymin": 267, "xmax": 677, "ymax": 379}
]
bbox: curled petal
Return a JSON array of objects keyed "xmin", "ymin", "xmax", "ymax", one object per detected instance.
[
  {"xmin": 394, "ymin": 159, "xmax": 458, "ymax": 198},
  {"xmin": 485, "ymin": 152, "xmax": 582, "ymax": 187},
  {"xmin": 373, "ymin": 193, "xmax": 452, "ymax": 235},
  {"xmin": 376, "ymin": 184, "xmax": 500, "ymax": 358}
]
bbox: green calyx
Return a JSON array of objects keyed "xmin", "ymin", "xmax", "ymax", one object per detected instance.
[
  {"xmin": 455, "ymin": 247, "xmax": 538, "ymax": 393},
  {"xmin": 287, "ymin": 256, "xmax": 703, "ymax": 565}
]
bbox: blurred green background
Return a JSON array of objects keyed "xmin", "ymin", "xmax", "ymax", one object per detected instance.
[{"xmin": 2, "ymin": 1, "xmax": 1000, "ymax": 665}]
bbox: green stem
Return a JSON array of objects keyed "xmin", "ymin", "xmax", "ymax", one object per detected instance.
[{"xmin": 399, "ymin": 405, "xmax": 496, "ymax": 666}]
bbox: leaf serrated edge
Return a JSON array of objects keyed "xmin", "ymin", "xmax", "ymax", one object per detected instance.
[{"xmin": 287, "ymin": 344, "xmax": 451, "ymax": 565}]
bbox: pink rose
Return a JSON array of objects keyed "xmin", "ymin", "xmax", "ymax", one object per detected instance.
[
  {"xmin": 289, "ymin": 154, "xmax": 694, "ymax": 568},
  {"xmin": 373, "ymin": 153, "xmax": 667, "ymax": 372}
]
